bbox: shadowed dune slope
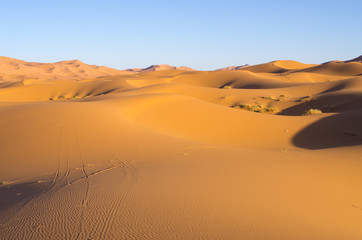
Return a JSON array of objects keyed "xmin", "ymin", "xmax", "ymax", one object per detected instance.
[
  {"xmin": 0, "ymin": 57, "xmax": 362, "ymax": 239},
  {"xmin": 345, "ymin": 55, "xmax": 362, "ymax": 63}
]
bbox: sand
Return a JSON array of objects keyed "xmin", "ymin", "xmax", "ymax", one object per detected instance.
[
  {"xmin": 0, "ymin": 57, "xmax": 361, "ymax": 239},
  {"xmin": 126, "ymin": 64, "xmax": 195, "ymax": 73}
]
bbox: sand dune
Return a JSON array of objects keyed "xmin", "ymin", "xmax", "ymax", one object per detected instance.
[
  {"xmin": 296, "ymin": 61, "xmax": 362, "ymax": 76},
  {"xmin": 345, "ymin": 55, "xmax": 362, "ymax": 63},
  {"xmin": 242, "ymin": 60, "xmax": 317, "ymax": 73},
  {"xmin": 216, "ymin": 64, "xmax": 250, "ymax": 71},
  {"xmin": 0, "ymin": 57, "xmax": 132, "ymax": 82},
  {"xmin": 0, "ymin": 57, "xmax": 362, "ymax": 239},
  {"xmin": 126, "ymin": 64, "xmax": 195, "ymax": 73}
]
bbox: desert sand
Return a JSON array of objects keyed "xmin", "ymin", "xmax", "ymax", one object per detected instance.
[{"xmin": 0, "ymin": 56, "xmax": 361, "ymax": 239}]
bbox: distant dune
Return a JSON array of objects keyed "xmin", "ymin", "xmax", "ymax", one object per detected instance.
[
  {"xmin": 0, "ymin": 56, "xmax": 132, "ymax": 82},
  {"xmin": 126, "ymin": 64, "xmax": 195, "ymax": 73},
  {"xmin": 216, "ymin": 64, "xmax": 250, "ymax": 71},
  {"xmin": 0, "ymin": 56, "xmax": 361, "ymax": 239}
]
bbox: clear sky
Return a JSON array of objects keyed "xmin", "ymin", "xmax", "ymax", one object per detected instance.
[{"xmin": 1, "ymin": 0, "xmax": 361, "ymax": 70}]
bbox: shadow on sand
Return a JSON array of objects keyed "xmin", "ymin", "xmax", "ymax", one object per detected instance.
[
  {"xmin": 0, "ymin": 178, "xmax": 52, "ymax": 224},
  {"xmin": 292, "ymin": 110, "xmax": 362, "ymax": 149}
]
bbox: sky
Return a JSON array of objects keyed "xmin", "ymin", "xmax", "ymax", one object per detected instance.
[{"xmin": 1, "ymin": 0, "xmax": 361, "ymax": 70}]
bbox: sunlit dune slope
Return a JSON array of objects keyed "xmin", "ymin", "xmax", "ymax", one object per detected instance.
[
  {"xmin": 241, "ymin": 60, "xmax": 316, "ymax": 73},
  {"xmin": 0, "ymin": 57, "xmax": 362, "ymax": 239}
]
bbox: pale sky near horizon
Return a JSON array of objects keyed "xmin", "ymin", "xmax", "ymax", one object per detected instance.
[{"xmin": 1, "ymin": 0, "xmax": 361, "ymax": 70}]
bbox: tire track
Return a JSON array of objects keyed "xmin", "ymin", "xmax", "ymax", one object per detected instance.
[
  {"xmin": 94, "ymin": 157, "xmax": 138, "ymax": 239},
  {"xmin": 81, "ymin": 138, "xmax": 139, "ymax": 239},
  {"xmin": 74, "ymin": 130, "xmax": 90, "ymax": 240},
  {"xmin": 47, "ymin": 124, "xmax": 66, "ymax": 191},
  {"xmin": 1, "ymin": 124, "xmax": 141, "ymax": 239},
  {"xmin": 83, "ymin": 161, "xmax": 127, "ymax": 239},
  {"xmin": 63, "ymin": 149, "xmax": 71, "ymax": 186}
]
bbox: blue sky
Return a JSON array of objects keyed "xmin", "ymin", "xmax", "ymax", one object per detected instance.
[{"xmin": 1, "ymin": 0, "xmax": 361, "ymax": 70}]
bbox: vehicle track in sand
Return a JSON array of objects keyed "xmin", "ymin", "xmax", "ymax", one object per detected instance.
[
  {"xmin": 74, "ymin": 130, "xmax": 90, "ymax": 240},
  {"xmin": 0, "ymin": 121, "xmax": 139, "ymax": 240},
  {"xmin": 91, "ymin": 157, "xmax": 139, "ymax": 239}
]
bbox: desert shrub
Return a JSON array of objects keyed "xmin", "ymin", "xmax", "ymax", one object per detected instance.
[
  {"xmin": 232, "ymin": 104, "xmax": 279, "ymax": 114},
  {"xmin": 298, "ymin": 95, "xmax": 312, "ymax": 102},
  {"xmin": 260, "ymin": 107, "xmax": 279, "ymax": 114},
  {"xmin": 277, "ymin": 94, "xmax": 289, "ymax": 101},
  {"xmin": 304, "ymin": 109, "xmax": 322, "ymax": 115},
  {"xmin": 261, "ymin": 96, "xmax": 276, "ymax": 100},
  {"xmin": 58, "ymin": 95, "xmax": 65, "ymax": 99},
  {"xmin": 221, "ymin": 85, "xmax": 232, "ymax": 89},
  {"xmin": 232, "ymin": 104, "xmax": 263, "ymax": 113},
  {"xmin": 49, "ymin": 97, "xmax": 54, "ymax": 101}
]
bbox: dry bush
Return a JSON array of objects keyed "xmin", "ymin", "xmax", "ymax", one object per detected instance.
[
  {"xmin": 298, "ymin": 95, "xmax": 312, "ymax": 102},
  {"xmin": 304, "ymin": 108, "xmax": 322, "ymax": 115},
  {"xmin": 232, "ymin": 104, "xmax": 278, "ymax": 114}
]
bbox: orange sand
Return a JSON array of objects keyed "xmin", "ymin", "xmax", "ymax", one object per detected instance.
[{"xmin": 0, "ymin": 56, "xmax": 361, "ymax": 239}]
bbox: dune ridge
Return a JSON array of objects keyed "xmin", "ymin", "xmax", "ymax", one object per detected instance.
[{"xmin": 0, "ymin": 56, "xmax": 361, "ymax": 239}]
